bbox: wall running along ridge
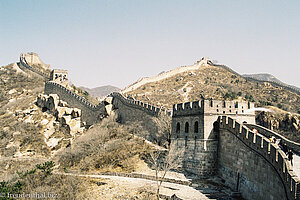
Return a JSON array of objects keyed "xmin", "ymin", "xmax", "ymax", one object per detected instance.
[
  {"xmin": 19, "ymin": 53, "xmax": 50, "ymax": 80},
  {"xmin": 109, "ymin": 92, "xmax": 171, "ymax": 143},
  {"xmin": 218, "ymin": 116, "xmax": 300, "ymax": 200},
  {"xmin": 44, "ymin": 81, "xmax": 107, "ymax": 126},
  {"xmin": 109, "ymin": 92, "xmax": 170, "ymax": 117}
]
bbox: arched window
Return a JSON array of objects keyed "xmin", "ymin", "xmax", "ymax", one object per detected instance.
[
  {"xmin": 176, "ymin": 123, "xmax": 180, "ymax": 133},
  {"xmin": 185, "ymin": 122, "xmax": 189, "ymax": 133},
  {"xmin": 194, "ymin": 121, "xmax": 199, "ymax": 133}
]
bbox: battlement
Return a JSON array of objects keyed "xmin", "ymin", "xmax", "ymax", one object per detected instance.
[
  {"xmin": 219, "ymin": 116, "xmax": 300, "ymax": 200},
  {"xmin": 173, "ymin": 99, "xmax": 255, "ymax": 117},
  {"xmin": 110, "ymin": 92, "xmax": 171, "ymax": 116},
  {"xmin": 45, "ymin": 81, "xmax": 104, "ymax": 110},
  {"xmin": 19, "ymin": 53, "xmax": 50, "ymax": 79}
]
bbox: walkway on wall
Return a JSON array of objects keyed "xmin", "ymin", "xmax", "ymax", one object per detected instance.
[{"xmin": 293, "ymin": 155, "xmax": 300, "ymax": 178}]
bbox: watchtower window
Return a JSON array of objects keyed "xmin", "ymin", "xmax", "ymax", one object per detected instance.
[
  {"xmin": 185, "ymin": 122, "xmax": 189, "ymax": 133},
  {"xmin": 248, "ymin": 102, "xmax": 251, "ymax": 109},
  {"xmin": 194, "ymin": 121, "xmax": 199, "ymax": 133},
  {"xmin": 210, "ymin": 100, "xmax": 213, "ymax": 107},
  {"xmin": 176, "ymin": 123, "xmax": 180, "ymax": 133},
  {"xmin": 223, "ymin": 101, "xmax": 226, "ymax": 108}
]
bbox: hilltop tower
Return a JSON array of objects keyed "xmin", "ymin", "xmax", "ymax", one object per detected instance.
[
  {"xmin": 50, "ymin": 69, "xmax": 69, "ymax": 87},
  {"xmin": 171, "ymin": 99, "xmax": 255, "ymax": 176}
]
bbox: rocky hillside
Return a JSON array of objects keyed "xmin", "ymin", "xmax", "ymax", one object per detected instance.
[
  {"xmin": 256, "ymin": 107, "xmax": 300, "ymax": 142},
  {"xmin": 0, "ymin": 62, "xmax": 81, "ymax": 158},
  {"xmin": 124, "ymin": 60, "xmax": 300, "ymax": 114},
  {"xmin": 243, "ymin": 73, "xmax": 300, "ymax": 91}
]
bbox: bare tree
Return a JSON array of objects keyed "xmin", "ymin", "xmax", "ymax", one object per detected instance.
[
  {"xmin": 149, "ymin": 143, "xmax": 184, "ymax": 200},
  {"xmin": 154, "ymin": 112, "xmax": 172, "ymax": 147}
]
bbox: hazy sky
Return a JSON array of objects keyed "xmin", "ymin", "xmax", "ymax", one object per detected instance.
[{"xmin": 1, "ymin": 0, "xmax": 299, "ymax": 89}]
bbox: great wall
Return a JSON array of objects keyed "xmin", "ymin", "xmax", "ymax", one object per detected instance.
[
  {"xmin": 17, "ymin": 52, "xmax": 300, "ymax": 200},
  {"xmin": 218, "ymin": 116, "xmax": 300, "ymax": 200}
]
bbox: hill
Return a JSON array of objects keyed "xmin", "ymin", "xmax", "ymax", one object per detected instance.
[
  {"xmin": 243, "ymin": 73, "xmax": 300, "ymax": 91},
  {"xmin": 123, "ymin": 59, "xmax": 300, "ymax": 114},
  {"xmin": 80, "ymin": 85, "xmax": 120, "ymax": 98}
]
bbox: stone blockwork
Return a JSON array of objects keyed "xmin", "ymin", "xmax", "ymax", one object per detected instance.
[
  {"xmin": 44, "ymin": 81, "xmax": 107, "ymax": 126},
  {"xmin": 218, "ymin": 116, "xmax": 300, "ymax": 200},
  {"xmin": 110, "ymin": 92, "xmax": 171, "ymax": 143},
  {"xmin": 171, "ymin": 99, "xmax": 255, "ymax": 176},
  {"xmin": 110, "ymin": 92, "xmax": 170, "ymax": 117}
]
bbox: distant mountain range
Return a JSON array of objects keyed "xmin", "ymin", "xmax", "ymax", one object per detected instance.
[
  {"xmin": 242, "ymin": 73, "xmax": 300, "ymax": 91},
  {"xmin": 80, "ymin": 85, "xmax": 120, "ymax": 98}
]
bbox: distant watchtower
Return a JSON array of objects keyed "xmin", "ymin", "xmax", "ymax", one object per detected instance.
[
  {"xmin": 171, "ymin": 99, "xmax": 255, "ymax": 176},
  {"xmin": 50, "ymin": 69, "xmax": 69, "ymax": 87}
]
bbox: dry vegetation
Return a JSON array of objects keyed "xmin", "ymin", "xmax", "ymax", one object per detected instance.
[
  {"xmin": 58, "ymin": 114, "xmax": 155, "ymax": 173},
  {"xmin": 0, "ymin": 64, "xmax": 51, "ymax": 158}
]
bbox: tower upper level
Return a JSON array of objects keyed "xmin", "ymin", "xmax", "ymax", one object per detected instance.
[
  {"xmin": 50, "ymin": 69, "xmax": 69, "ymax": 87},
  {"xmin": 173, "ymin": 99, "xmax": 255, "ymax": 117}
]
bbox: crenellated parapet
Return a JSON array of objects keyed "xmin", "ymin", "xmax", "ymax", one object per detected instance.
[
  {"xmin": 109, "ymin": 92, "xmax": 171, "ymax": 116},
  {"xmin": 173, "ymin": 99, "xmax": 255, "ymax": 117},
  {"xmin": 19, "ymin": 53, "xmax": 50, "ymax": 79},
  {"xmin": 45, "ymin": 81, "xmax": 105, "ymax": 110},
  {"xmin": 44, "ymin": 81, "xmax": 107, "ymax": 126},
  {"xmin": 218, "ymin": 116, "xmax": 300, "ymax": 200}
]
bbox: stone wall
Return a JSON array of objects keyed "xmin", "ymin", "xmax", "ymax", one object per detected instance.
[
  {"xmin": 44, "ymin": 81, "xmax": 107, "ymax": 126},
  {"xmin": 245, "ymin": 123, "xmax": 300, "ymax": 155},
  {"xmin": 218, "ymin": 116, "xmax": 300, "ymax": 200},
  {"xmin": 172, "ymin": 99, "xmax": 255, "ymax": 139},
  {"xmin": 110, "ymin": 92, "xmax": 171, "ymax": 143},
  {"xmin": 110, "ymin": 92, "xmax": 170, "ymax": 117},
  {"xmin": 171, "ymin": 99, "xmax": 255, "ymax": 176},
  {"xmin": 19, "ymin": 53, "xmax": 50, "ymax": 79}
]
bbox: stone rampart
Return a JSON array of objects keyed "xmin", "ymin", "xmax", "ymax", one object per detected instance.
[
  {"xmin": 109, "ymin": 92, "xmax": 171, "ymax": 144},
  {"xmin": 218, "ymin": 116, "xmax": 300, "ymax": 200},
  {"xmin": 173, "ymin": 99, "xmax": 255, "ymax": 117},
  {"xmin": 110, "ymin": 92, "xmax": 171, "ymax": 116},
  {"xmin": 19, "ymin": 53, "xmax": 50, "ymax": 80},
  {"xmin": 245, "ymin": 123, "xmax": 300, "ymax": 155},
  {"xmin": 44, "ymin": 81, "xmax": 107, "ymax": 126}
]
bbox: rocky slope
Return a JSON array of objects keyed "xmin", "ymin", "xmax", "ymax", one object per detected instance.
[
  {"xmin": 243, "ymin": 73, "xmax": 300, "ymax": 91},
  {"xmin": 123, "ymin": 59, "xmax": 300, "ymax": 114},
  {"xmin": 256, "ymin": 107, "xmax": 300, "ymax": 142}
]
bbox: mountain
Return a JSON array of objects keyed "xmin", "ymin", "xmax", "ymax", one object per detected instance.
[
  {"xmin": 80, "ymin": 85, "xmax": 120, "ymax": 98},
  {"xmin": 242, "ymin": 73, "xmax": 300, "ymax": 91},
  {"xmin": 242, "ymin": 73, "xmax": 284, "ymax": 84},
  {"xmin": 123, "ymin": 59, "xmax": 300, "ymax": 114}
]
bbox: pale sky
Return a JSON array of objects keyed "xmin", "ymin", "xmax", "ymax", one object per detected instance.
[{"xmin": 1, "ymin": 0, "xmax": 299, "ymax": 89}]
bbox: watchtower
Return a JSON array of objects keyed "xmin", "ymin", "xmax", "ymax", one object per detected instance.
[
  {"xmin": 50, "ymin": 69, "xmax": 69, "ymax": 87},
  {"xmin": 171, "ymin": 99, "xmax": 255, "ymax": 176}
]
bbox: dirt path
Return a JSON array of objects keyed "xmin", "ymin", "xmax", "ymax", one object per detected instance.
[{"xmin": 55, "ymin": 172, "xmax": 209, "ymax": 200}]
